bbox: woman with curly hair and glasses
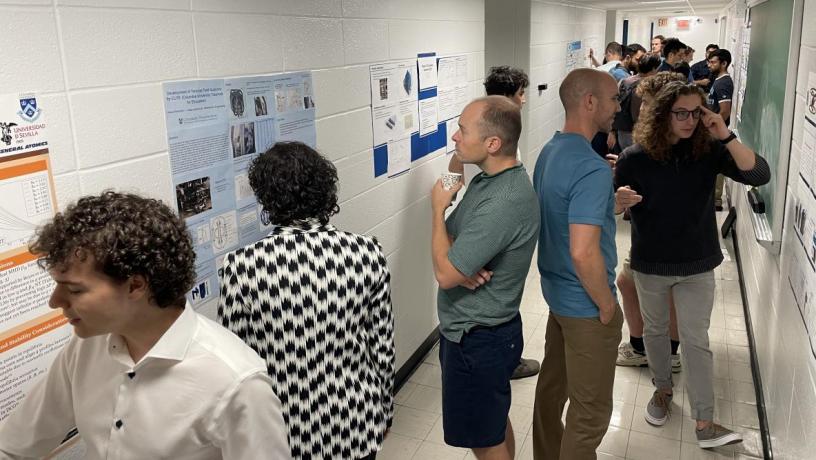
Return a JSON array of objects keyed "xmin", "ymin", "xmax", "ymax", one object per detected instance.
[
  {"xmin": 218, "ymin": 141, "xmax": 395, "ymax": 460},
  {"xmin": 614, "ymin": 82, "xmax": 770, "ymax": 449}
]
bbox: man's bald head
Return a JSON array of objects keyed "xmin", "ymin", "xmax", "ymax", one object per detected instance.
[
  {"xmin": 469, "ymin": 95, "xmax": 522, "ymax": 156},
  {"xmin": 559, "ymin": 68, "xmax": 616, "ymax": 114}
]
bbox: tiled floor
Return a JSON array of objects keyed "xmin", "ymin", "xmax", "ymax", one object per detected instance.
[{"xmin": 380, "ymin": 214, "xmax": 765, "ymax": 460}]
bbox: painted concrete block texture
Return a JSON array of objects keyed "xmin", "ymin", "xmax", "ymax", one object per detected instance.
[
  {"xmin": 194, "ymin": 13, "xmax": 285, "ymax": 77},
  {"xmin": 59, "ymin": 8, "xmax": 196, "ymax": 88},
  {"xmin": 0, "ymin": 8, "xmax": 64, "ymax": 93}
]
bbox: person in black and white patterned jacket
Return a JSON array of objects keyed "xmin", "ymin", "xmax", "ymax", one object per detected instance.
[{"xmin": 218, "ymin": 141, "xmax": 395, "ymax": 460}]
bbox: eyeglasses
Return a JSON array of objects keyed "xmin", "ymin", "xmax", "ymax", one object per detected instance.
[{"xmin": 671, "ymin": 108, "xmax": 702, "ymax": 121}]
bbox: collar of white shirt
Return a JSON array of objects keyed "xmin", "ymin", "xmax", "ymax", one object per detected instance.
[{"xmin": 107, "ymin": 303, "xmax": 196, "ymax": 367}]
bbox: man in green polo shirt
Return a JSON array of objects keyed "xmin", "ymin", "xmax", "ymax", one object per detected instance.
[{"xmin": 430, "ymin": 95, "xmax": 540, "ymax": 460}]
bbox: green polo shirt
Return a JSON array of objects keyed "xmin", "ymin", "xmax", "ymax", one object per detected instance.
[{"xmin": 437, "ymin": 164, "xmax": 540, "ymax": 343}]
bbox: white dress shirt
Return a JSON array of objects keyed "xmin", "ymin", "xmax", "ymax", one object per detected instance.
[{"xmin": 0, "ymin": 305, "xmax": 291, "ymax": 460}]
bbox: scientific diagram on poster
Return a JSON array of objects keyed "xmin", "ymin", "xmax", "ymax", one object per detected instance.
[
  {"xmin": 0, "ymin": 93, "xmax": 71, "ymax": 422},
  {"xmin": 163, "ymin": 71, "xmax": 316, "ymax": 309},
  {"xmin": 370, "ymin": 60, "xmax": 419, "ymax": 176}
]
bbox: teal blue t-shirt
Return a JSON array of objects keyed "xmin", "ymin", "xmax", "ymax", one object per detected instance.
[{"xmin": 532, "ymin": 132, "xmax": 617, "ymax": 317}]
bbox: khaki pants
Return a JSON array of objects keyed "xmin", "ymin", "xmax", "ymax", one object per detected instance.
[{"xmin": 532, "ymin": 308, "xmax": 623, "ymax": 460}]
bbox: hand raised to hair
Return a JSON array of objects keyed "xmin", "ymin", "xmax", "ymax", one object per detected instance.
[{"xmin": 699, "ymin": 106, "xmax": 730, "ymax": 140}]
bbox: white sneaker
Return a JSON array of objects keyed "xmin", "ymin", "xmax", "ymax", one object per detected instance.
[
  {"xmin": 671, "ymin": 353, "xmax": 682, "ymax": 373},
  {"xmin": 617, "ymin": 342, "xmax": 648, "ymax": 367}
]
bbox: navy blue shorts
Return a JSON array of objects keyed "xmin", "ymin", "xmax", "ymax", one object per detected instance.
[{"xmin": 439, "ymin": 314, "xmax": 523, "ymax": 448}]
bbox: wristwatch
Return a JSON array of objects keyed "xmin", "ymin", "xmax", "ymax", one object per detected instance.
[{"xmin": 719, "ymin": 131, "xmax": 737, "ymax": 145}]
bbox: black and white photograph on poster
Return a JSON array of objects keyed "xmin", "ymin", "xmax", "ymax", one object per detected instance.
[
  {"xmin": 379, "ymin": 78, "xmax": 388, "ymax": 100},
  {"xmin": 302, "ymin": 80, "xmax": 315, "ymax": 109},
  {"xmin": 254, "ymin": 96, "xmax": 268, "ymax": 116},
  {"xmin": 175, "ymin": 177, "xmax": 213, "ymax": 220},
  {"xmin": 230, "ymin": 89, "xmax": 245, "ymax": 118},
  {"xmin": 230, "ymin": 122, "xmax": 256, "ymax": 158}
]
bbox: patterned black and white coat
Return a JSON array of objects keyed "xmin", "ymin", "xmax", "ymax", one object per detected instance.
[{"xmin": 218, "ymin": 219, "xmax": 395, "ymax": 459}]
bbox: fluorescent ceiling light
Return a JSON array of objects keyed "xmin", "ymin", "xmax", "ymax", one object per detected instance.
[{"xmin": 637, "ymin": 0, "xmax": 685, "ymax": 3}]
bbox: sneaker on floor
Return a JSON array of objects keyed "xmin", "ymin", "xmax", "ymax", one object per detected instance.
[
  {"xmin": 510, "ymin": 358, "xmax": 540, "ymax": 380},
  {"xmin": 671, "ymin": 353, "xmax": 682, "ymax": 373},
  {"xmin": 645, "ymin": 390, "xmax": 673, "ymax": 426},
  {"xmin": 616, "ymin": 342, "xmax": 648, "ymax": 367},
  {"xmin": 696, "ymin": 423, "xmax": 743, "ymax": 448}
]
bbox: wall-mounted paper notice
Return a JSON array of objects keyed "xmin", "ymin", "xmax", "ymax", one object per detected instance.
[
  {"xmin": 418, "ymin": 55, "xmax": 438, "ymax": 90},
  {"xmin": 387, "ymin": 137, "xmax": 411, "ymax": 177},
  {"xmin": 419, "ymin": 97, "xmax": 439, "ymax": 136}
]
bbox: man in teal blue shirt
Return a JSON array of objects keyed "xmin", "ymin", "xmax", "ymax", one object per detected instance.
[
  {"xmin": 430, "ymin": 96, "xmax": 539, "ymax": 460},
  {"xmin": 531, "ymin": 68, "xmax": 624, "ymax": 460}
]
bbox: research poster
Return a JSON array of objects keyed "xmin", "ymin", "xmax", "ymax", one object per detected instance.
[
  {"xmin": 0, "ymin": 93, "xmax": 70, "ymax": 422},
  {"xmin": 787, "ymin": 71, "xmax": 816, "ymax": 359},
  {"xmin": 163, "ymin": 72, "xmax": 316, "ymax": 309},
  {"xmin": 370, "ymin": 60, "xmax": 419, "ymax": 177}
]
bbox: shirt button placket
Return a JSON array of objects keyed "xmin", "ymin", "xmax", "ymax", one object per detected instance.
[{"xmin": 109, "ymin": 369, "xmax": 133, "ymax": 457}]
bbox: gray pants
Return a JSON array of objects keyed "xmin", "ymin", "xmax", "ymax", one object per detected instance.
[{"xmin": 632, "ymin": 270, "xmax": 716, "ymax": 421}]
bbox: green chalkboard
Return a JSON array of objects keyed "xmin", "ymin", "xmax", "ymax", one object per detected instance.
[{"xmin": 736, "ymin": 0, "xmax": 796, "ymax": 233}]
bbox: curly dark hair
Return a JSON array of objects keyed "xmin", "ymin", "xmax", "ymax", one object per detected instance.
[
  {"xmin": 30, "ymin": 191, "xmax": 196, "ymax": 308},
  {"xmin": 633, "ymin": 82, "xmax": 713, "ymax": 162},
  {"xmin": 249, "ymin": 142, "xmax": 339, "ymax": 226},
  {"xmin": 483, "ymin": 66, "xmax": 529, "ymax": 98},
  {"xmin": 635, "ymin": 71, "xmax": 687, "ymax": 100}
]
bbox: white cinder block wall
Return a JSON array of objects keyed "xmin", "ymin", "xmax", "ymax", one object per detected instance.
[
  {"xmin": 525, "ymin": 1, "xmax": 606, "ymax": 167},
  {"xmin": 0, "ymin": 0, "xmax": 485, "ymax": 374},
  {"xmin": 726, "ymin": 0, "xmax": 816, "ymax": 458}
]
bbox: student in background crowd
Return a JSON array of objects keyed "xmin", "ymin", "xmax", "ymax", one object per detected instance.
[
  {"xmin": 691, "ymin": 44, "xmax": 719, "ymax": 91},
  {"xmin": 677, "ymin": 46, "xmax": 694, "ymax": 82},
  {"xmin": 623, "ymin": 43, "xmax": 648, "ymax": 75},
  {"xmin": 611, "ymin": 53, "xmax": 662, "ymax": 152},
  {"xmin": 532, "ymin": 68, "xmax": 623, "ymax": 460},
  {"xmin": 598, "ymin": 42, "xmax": 630, "ymax": 82},
  {"xmin": 657, "ymin": 38, "xmax": 689, "ymax": 77},
  {"xmin": 0, "ymin": 192, "xmax": 291, "ymax": 460},
  {"xmin": 615, "ymin": 81, "xmax": 770, "ymax": 449},
  {"xmin": 651, "ymin": 35, "xmax": 666, "ymax": 55},
  {"xmin": 707, "ymin": 48, "xmax": 735, "ymax": 211},
  {"xmin": 218, "ymin": 142, "xmax": 395, "ymax": 460}
]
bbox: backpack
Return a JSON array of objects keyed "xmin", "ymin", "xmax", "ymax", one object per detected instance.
[{"xmin": 612, "ymin": 77, "xmax": 640, "ymax": 132}]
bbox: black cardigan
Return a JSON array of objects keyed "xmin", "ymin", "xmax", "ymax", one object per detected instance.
[{"xmin": 615, "ymin": 139, "xmax": 770, "ymax": 276}]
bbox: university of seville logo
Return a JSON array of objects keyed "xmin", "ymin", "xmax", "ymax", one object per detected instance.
[{"xmin": 18, "ymin": 96, "xmax": 41, "ymax": 122}]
